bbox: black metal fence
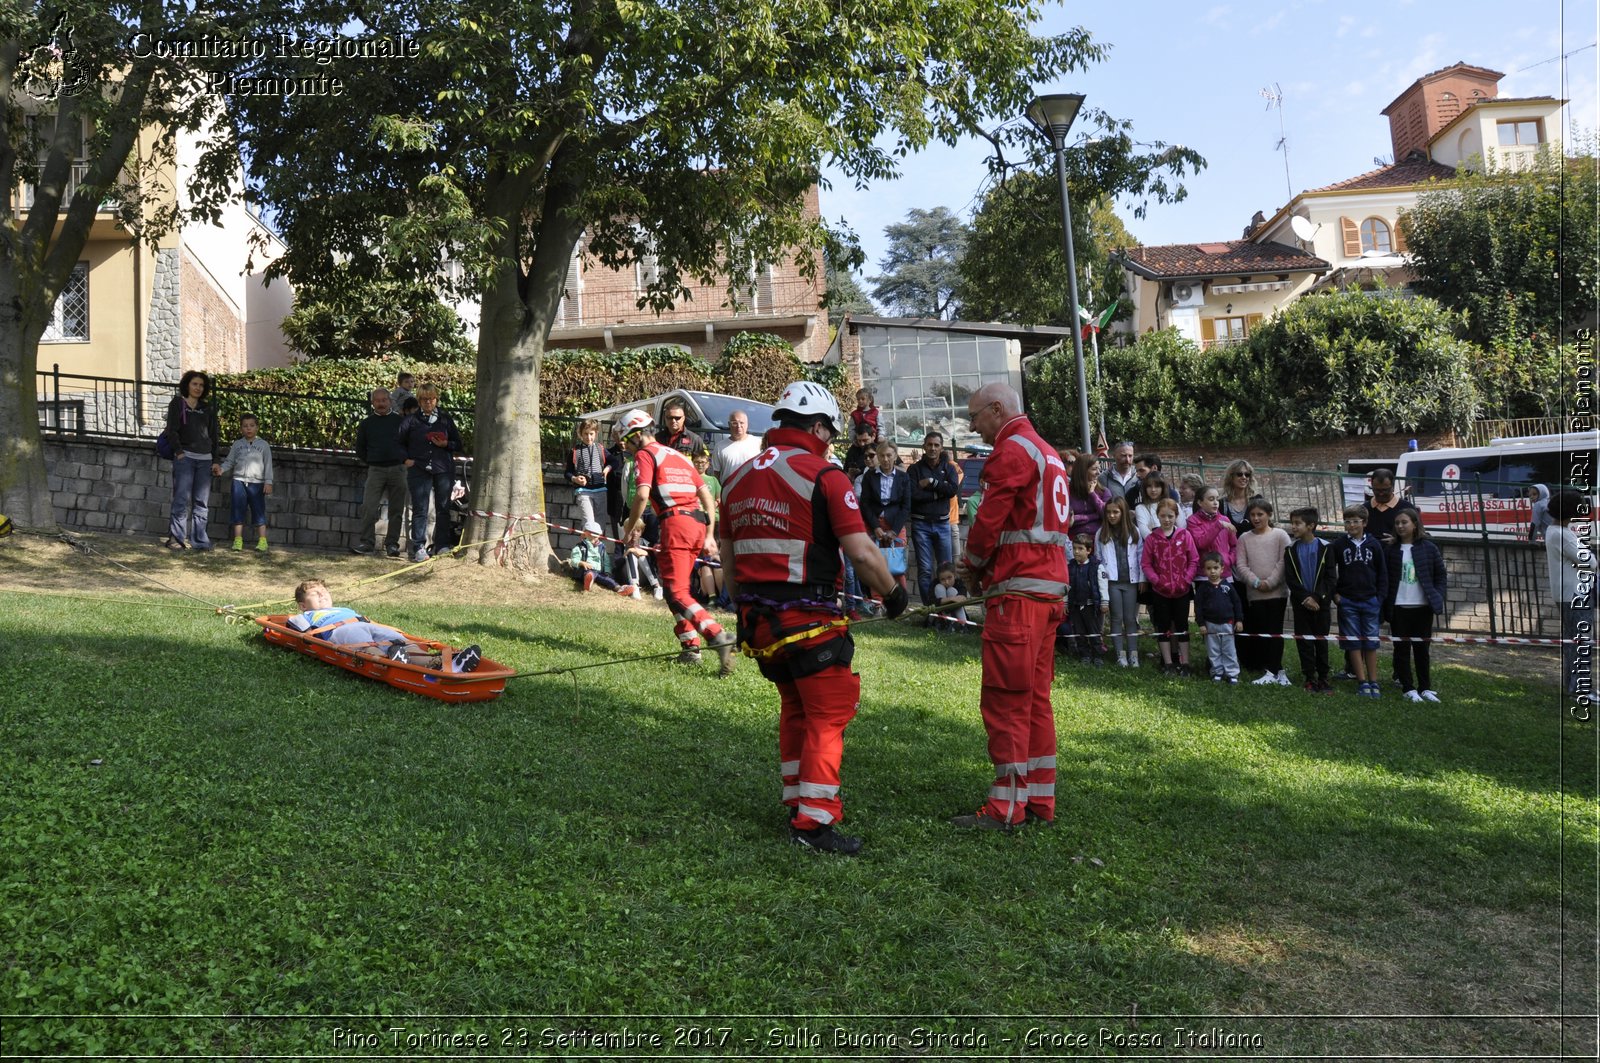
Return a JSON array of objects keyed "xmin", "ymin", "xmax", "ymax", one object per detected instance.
[{"xmin": 35, "ymin": 365, "xmax": 579, "ymax": 457}]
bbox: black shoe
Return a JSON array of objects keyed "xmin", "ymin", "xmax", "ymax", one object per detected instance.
[
  {"xmin": 1177, "ymin": 664, "xmax": 1192, "ymax": 678},
  {"xmin": 949, "ymin": 810, "xmax": 1014, "ymax": 832},
  {"xmin": 384, "ymin": 644, "xmax": 409, "ymax": 665},
  {"xmin": 1022, "ymin": 808, "xmax": 1055, "ymax": 829},
  {"xmin": 386, "ymin": 546, "xmax": 402, "ymax": 558},
  {"xmin": 454, "ymin": 644, "xmax": 482, "ymax": 673},
  {"xmin": 351, "ymin": 544, "xmax": 375, "ymax": 555},
  {"xmin": 789, "ymin": 824, "xmax": 862, "ymax": 855}
]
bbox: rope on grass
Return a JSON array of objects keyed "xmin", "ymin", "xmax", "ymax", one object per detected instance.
[{"xmin": 220, "ymin": 527, "xmax": 544, "ymax": 618}]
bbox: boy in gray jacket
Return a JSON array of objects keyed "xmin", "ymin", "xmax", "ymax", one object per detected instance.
[{"xmin": 215, "ymin": 413, "xmax": 274, "ymax": 552}]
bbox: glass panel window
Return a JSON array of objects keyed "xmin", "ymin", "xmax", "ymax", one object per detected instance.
[
  {"xmin": 1497, "ymin": 120, "xmax": 1541, "ymax": 147},
  {"xmin": 1359, "ymin": 218, "xmax": 1392, "ymax": 254},
  {"xmin": 42, "ymin": 262, "xmax": 88, "ymax": 342}
]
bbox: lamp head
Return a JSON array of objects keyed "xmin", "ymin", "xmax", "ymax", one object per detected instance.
[{"xmin": 1027, "ymin": 93, "xmax": 1087, "ymax": 147}]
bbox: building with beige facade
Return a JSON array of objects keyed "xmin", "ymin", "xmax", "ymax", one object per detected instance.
[{"xmin": 1118, "ymin": 62, "xmax": 1566, "ymax": 350}]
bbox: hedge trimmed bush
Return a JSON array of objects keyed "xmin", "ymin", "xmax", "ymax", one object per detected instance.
[
  {"xmin": 1027, "ymin": 289, "xmax": 1481, "ymax": 447},
  {"xmin": 212, "ymin": 332, "xmax": 840, "ymax": 453}
]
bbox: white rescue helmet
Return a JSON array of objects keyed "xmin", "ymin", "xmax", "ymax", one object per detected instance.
[
  {"xmin": 772, "ymin": 381, "xmax": 842, "ymax": 434},
  {"xmin": 619, "ymin": 408, "xmax": 654, "ymax": 438}
]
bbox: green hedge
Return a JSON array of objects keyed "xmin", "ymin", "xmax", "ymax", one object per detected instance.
[
  {"xmin": 1027, "ymin": 289, "xmax": 1482, "ymax": 447},
  {"xmin": 212, "ymin": 332, "xmax": 841, "ymax": 453}
]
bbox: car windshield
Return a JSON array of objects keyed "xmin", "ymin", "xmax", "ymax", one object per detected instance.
[{"xmin": 683, "ymin": 392, "xmax": 775, "ymax": 434}]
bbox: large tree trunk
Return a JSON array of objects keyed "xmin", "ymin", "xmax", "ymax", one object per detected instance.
[
  {"xmin": 465, "ymin": 281, "xmax": 554, "ymax": 572},
  {"xmin": 0, "ymin": 270, "xmax": 55, "ymax": 528},
  {"xmin": 464, "ymin": 178, "xmax": 586, "ymax": 573}
]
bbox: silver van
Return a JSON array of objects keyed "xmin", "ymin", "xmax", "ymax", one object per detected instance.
[{"xmin": 581, "ymin": 389, "xmax": 776, "ymax": 450}]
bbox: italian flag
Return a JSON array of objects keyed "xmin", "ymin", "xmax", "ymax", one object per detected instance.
[{"xmin": 1079, "ymin": 300, "xmax": 1118, "ymax": 340}]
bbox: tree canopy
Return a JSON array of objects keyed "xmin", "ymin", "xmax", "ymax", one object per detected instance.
[
  {"xmin": 280, "ymin": 264, "xmax": 475, "ymax": 364},
  {"xmin": 868, "ymin": 206, "xmax": 969, "ymax": 318},
  {"xmin": 1, "ymin": 3, "xmax": 234, "ymax": 525},
  {"xmin": 1401, "ymin": 148, "xmax": 1597, "ymax": 351},
  {"xmin": 958, "ymin": 118, "xmax": 1202, "ymax": 327},
  {"xmin": 824, "ymin": 261, "xmax": 875, "ymax": 325},
  {"xmin": 221, "ymin": 0, "xmax": 1104, "ymax": 569},
  {"xmin": 1028, "ymin": 288, "xmax": 1480, "ymax": 447}
]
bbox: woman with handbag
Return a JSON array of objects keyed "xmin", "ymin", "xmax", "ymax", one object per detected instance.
[
  {"xmin": 163, "ymin": 370, "xmax": 221, "ymax": 550},
  {"xmin": 859, "ymin": 442, "xmax": 910, "ymax": 604}
]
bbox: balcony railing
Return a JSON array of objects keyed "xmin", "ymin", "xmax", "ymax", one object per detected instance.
[{"xmin": 11, "ymin": 162, "xmax": 119, "ymax": 212}]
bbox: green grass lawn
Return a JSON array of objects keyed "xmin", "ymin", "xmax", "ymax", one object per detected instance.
[{"xmin": 2, "ymin": 589, "xmax": 1595, "ymax": 1058}]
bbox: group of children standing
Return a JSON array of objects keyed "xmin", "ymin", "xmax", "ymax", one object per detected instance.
[{"xmin": 1058, "ymin": 485, "xmax": 1448, "ymax": 700}]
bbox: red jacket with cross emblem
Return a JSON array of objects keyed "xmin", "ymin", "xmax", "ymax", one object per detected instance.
[
  {"xmin": 722, "ymin": 427, "xmax": 867, "ymax": 597},
  {"xmin": 964, "ymin": 415, "xmax": 1070, "ymax": 597}
]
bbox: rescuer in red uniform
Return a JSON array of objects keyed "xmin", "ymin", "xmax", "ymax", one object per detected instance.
[
  {"xmin": 954, "ymin": 382, "xmax": 1070, "ymax": 831},
  {"xmin": 722, "ymin": 382, "xmax": 909, "ymax": 855},
  {"xmin": 619, "ymin": 409, "xmax": 738, "ymax": 677}
]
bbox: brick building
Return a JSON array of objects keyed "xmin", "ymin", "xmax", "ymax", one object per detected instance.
[{"xmin": 453, "ymin": 185, "xmax": 829, "ymax": 363}]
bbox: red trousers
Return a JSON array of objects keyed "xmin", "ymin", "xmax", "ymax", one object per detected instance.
[
  {"xmin": 656, "ymin": 513, "xmax": 725, "ymax": 649},
  {"xmin": 744, "ymin": 607, "xmax": 860, "ymax": 830},
  {"xmin": 979, "ymin": 594, "xmax": 1064, "ymax": 823}
]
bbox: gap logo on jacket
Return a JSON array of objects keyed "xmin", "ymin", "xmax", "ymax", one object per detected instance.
[{"xmin": 1332, "ymin": 533, "xmax": 1388, "ymax": 602}]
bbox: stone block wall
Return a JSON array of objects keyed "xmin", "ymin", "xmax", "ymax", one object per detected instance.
[{"xmin": 43, "ymin": 437, "xmax": 586, "ymax": 558}]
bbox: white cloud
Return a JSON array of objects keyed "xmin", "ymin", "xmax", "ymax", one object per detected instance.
[
  {"xmin": 1337, "ymin": 15, "xmax": 1356, "ymax": 37},
  {"xmin": 1251, "ymin": 9, "xmax": 1288, "ymax": 34},
  {"xmin": 1203, "ymin": 5, "xmax": 1232, "ymax": 26},
  {"xmin": 1361, "ymin": 24, "xmax": 1378, "ymax": 38}
]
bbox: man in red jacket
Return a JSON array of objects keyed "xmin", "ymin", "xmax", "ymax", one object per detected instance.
[
  {"xmin": 723, "ymin": 382, "xmax": 908, "ymax": 855},
  {"xmin": 620, "ymin": 409, "xmax": 737, "ymax": 676},
  {"xmin": 955, "ymin": 382, "xmax": 1071, "ymax": 831}
]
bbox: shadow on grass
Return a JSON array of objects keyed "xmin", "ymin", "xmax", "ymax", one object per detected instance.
[{"xmin": 3, "ymin": 603, "xmax": 1593, "ymax": 1053}]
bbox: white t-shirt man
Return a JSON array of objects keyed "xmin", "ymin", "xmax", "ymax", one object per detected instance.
[{"xmin": 713, "ymin": 412, "xmax": 764, "ymax": 479}]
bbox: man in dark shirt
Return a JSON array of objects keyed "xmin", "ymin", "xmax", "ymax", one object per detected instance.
[
  {"xmin": 655, "ymin": 398, "xmax": 704, "ymax": 455},
  {"xmin": 352, "ymin": 388, "xmax": 408, "ymax": 556},
  {"xmin": 1364, "ymin": 468, "xmax": 1418, "ymax": 546},
  {"xmin": 908, "ymin": 431, "xmax": 961, "ymax": 605}
]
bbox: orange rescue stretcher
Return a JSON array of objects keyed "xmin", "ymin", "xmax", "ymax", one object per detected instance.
[{"xmin": 255, "ymin": 615, "xmax": 514, "ymax": 702}]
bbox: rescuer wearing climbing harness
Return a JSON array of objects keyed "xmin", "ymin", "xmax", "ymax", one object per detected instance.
[
  {"xmin": 722, "ymin": 382, "xmax": 909, "ymax": 856},
  {"xmin": 619, "ymin": 409, "xmax": 738, "ymax": 676},
  {"xmin": 954, "ymin": 382, "xmax": 1070, "ymax": 831}
]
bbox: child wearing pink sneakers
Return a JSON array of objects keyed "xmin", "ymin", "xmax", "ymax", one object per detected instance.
[{"xmin": 568, "ymin": 521, "xmax": 635, "ymax": 596}]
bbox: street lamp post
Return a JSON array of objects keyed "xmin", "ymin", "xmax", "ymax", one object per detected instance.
[{"xmin": 1027, "ymin": 92, "xmax": 1092, "ymax": 454}]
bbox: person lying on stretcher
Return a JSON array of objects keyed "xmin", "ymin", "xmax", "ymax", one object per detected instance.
[{"xmin": 287, "ymin": 579, "xmax": 482, "ymax": 672}]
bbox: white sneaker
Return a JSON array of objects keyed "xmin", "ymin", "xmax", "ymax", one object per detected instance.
[
  {"xmin": 1252, "ymin": 671, "xmax": 1278, "ymax": 685},
  {"xmin": 1403, "ymin": 689, "xmax": 1424, "ymax": 702},
  {"xmin": 1276, "ymin": 670, "xmax": 1292, "ymax": 686},
  {"xmin": 1117, "ymin": 653, "xmax": 1130, "ymax": 668},
  {"xmin": 1419, "ymin": 689, "xmax": 1440, "ymax": 702},
  {"xmin": 630, "ymin": 586, "xmax": 642, "ymax": 601},
  {"xmin": 1129, "ymin": 654, "xmax": 1139, "ymax": 668},
  {"xmin": 411, "ymin": 549, "xmax": 429, "ymax": 563},
  {"xmin": 653, "ymin": 585, "xmax": 664, "ymax": 600}
]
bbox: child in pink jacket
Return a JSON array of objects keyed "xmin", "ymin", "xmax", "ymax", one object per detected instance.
[
  {"xmin": 1186, "ymin": 485, "xmax": 1238, "ymax": 573},
  {"xmin": 1141, "ymin": 497, "xmax": 1200, "ymax": 676}
]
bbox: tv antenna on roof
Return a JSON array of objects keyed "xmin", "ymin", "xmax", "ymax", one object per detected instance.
[{"xmin": 1260, "ymin": 83, "xmax": 1292, "ymax": 201}]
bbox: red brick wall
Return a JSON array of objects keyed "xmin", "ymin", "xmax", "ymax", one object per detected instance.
[
  {"xmin": 1146, "ymin": 430, "xmax": 1459, "ymax": 473},
  {"xmin": 567, "ymin": 185, "xmax": 824, "ymax": 328},
  {"xmin": 179, "ymin": 251, "xmax": 246, "ymax": 376},
  {"xmin": 1386, "ymin": 68, "xmax": 1500, "ymax": 160}
]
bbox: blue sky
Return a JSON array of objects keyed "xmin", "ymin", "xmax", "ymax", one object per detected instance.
[{"xmin": 821, "ymin": 0, "xmax": 1597, "ymax": 292}]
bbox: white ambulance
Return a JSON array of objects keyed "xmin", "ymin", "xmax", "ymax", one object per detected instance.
[{"xmin": 1392, "ymin": 433, "xmax": 1597, "ymax": 539}]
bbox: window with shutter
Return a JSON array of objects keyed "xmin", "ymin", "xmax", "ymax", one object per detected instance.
[
  {"xmin": 1199, "ymin": 317, "xmax": 1216, "ymax": 344},
  {"xmin": 1359, "ymin": 218, "xmax": 1392, "ymax": 254},
  {"xmin": 1340, "ymin": 217, "xmax": 1361, "ymax": 258},
  {"xmin": 1391, "ymin": 216, "xmax": 1408, "ymax": 253},
  {"xmin": 558, "ymin": 245, "xmax": 582, "ymax": 326},
  {"xmin": 1245, "ymin": 313, "xmax": 1263, "ymax": 333},
  {"xmin": 754, "ymin": 263, "xmax": 774, "ymax": 313}
]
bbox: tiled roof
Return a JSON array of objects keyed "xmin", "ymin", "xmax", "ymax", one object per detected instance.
[
  {"xmin": 1120, "ymin": 241, "xmax": 1329, "ymax": 280},
  {"xmin": 1306, "ymin": 159, "xmax": 1459, "ymax": 193}
]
